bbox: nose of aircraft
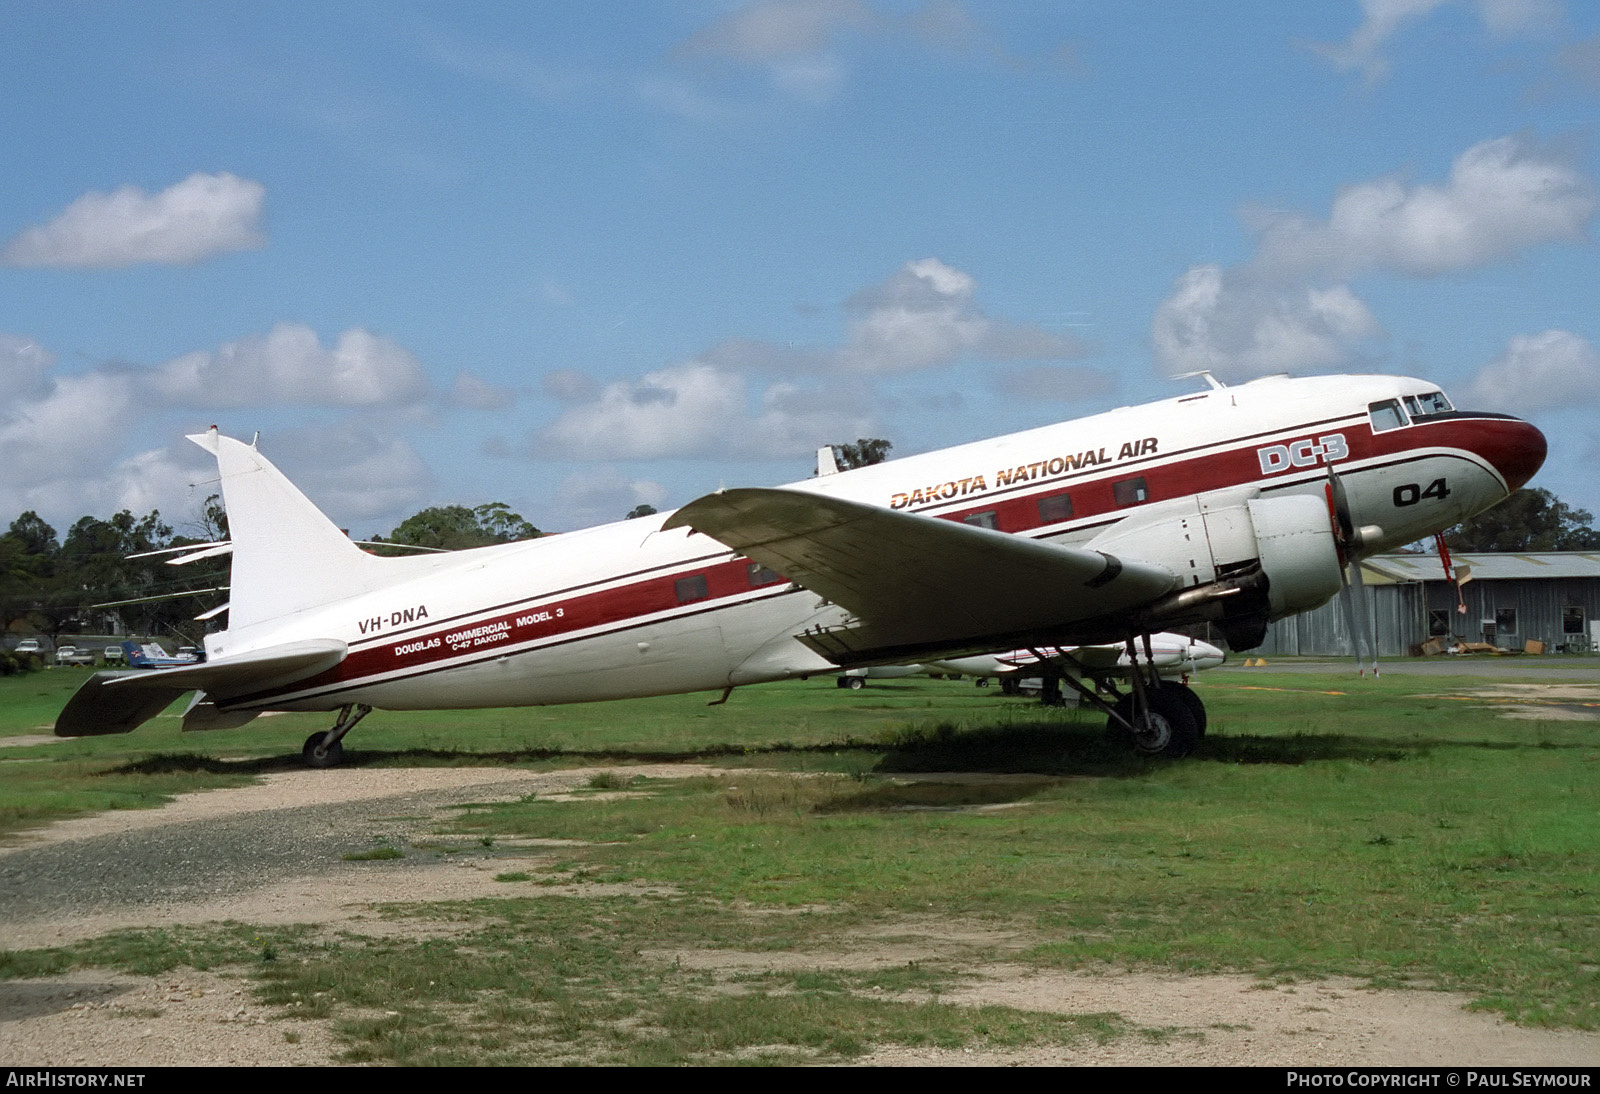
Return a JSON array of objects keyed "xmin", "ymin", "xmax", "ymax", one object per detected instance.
[
  {"xmin": 1186, "ymin": 638, "xmax": 1226, "ymax": 669},
  {"xmin": 1472, "ymin": 415, "xmax": 1547, "ymax": 494}
]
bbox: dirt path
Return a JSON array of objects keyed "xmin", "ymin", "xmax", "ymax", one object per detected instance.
[{"xmin": 2, "ymin": 766, "xmax": 1597, "ymax": 1066}]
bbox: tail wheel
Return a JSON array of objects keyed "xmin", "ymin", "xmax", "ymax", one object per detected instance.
[{"xmin": 302, "ymin": 732, "xmax": 344, "ymax": 768}]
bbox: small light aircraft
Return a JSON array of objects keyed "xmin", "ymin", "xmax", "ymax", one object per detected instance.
[
  {"xmin": 836, "ymin": 631, "xmax": 1224, "ymax": 689},
  {"xmin": 56, "ymin": 373, "xmax": 1545, "ymax": 764},
  {"xmin": 121, "ymin": 641, "xmax": 205, "ymax": 669}
]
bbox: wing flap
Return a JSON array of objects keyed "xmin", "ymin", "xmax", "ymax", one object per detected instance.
[
  {"xmin": 664, "ymin": 488, "xmax": 1176, "ymax": 659},
  {"xmin": 55, "ymin": 639, "xmax": 347, "ymax": 737}
]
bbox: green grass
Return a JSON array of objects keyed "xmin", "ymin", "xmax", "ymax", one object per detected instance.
[{"xmin": 2, "ymin": 664, "xmax": 1598, "ymax": 1061}]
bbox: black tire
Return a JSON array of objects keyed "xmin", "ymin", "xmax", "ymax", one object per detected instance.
[
  {"xmin": 302, "ymin": 731, "xmax": 344, "ymax": 768},
  {"xmin": 974, "ymin": 677, "xmax": 990, "ymax": 688},
  {"xmin": 836, "ymin": 676, "xmax": 850, "ymax": 689},
  {"xmin": 1000, "ymin": 676, "xmax": 1020, "ymax": 695},
  {"xmin": 1106, "ymin": 690, "xmax": 1199, "ymax": 758},
  {"xmin": 1158, "ymin": 681, "xmax": 1207, "ymax": 738},
  {"xmin": 847, "ymin": 676, "xmax": 866, "ymax": 690}
]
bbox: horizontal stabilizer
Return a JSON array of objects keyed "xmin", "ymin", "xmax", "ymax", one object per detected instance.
[
  {"xmin": 665, "ymin": 488, "xmax": 1176, "ymax": 660},
  {"xmin": 55, "ymin": 639, "xmax": 347, "ymax": 737},
  {"xmin": 53, "ymin": 672, "xmax": 192, "ymax": 736}
]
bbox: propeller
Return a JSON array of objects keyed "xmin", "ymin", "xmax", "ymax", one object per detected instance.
[{"xmin": 1325, "ymin": 466, "xmax": 1382, "ymax": 676}]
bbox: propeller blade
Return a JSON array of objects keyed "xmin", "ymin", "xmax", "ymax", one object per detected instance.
[
  {"xmin": 1326, "ymin": 465, "xmax": 1379, "ymax": 675},
  {"xmin": 1347, "ymin": 557, "xmax": 1379, "ymax": 676}
]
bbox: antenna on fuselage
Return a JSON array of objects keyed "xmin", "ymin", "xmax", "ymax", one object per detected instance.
[{"xmin": 1174, "ymin": 370, "xmax": 1226, "ymax": 391}]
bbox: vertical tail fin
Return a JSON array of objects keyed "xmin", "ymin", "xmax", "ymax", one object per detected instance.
[{"xmin": 188, "ymin": 429, "xmax": 407, "ymax": 633}]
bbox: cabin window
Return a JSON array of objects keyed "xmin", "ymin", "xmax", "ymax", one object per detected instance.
[
  {"xmin": 1368, "ymin": 399, "xmax": 1408, "ymax": 433},
  {"xmin": 747, "ymin": 562, "xmax": 783, "ymax": 587},
  {"xmin": 1496, "ymin": 607, "xmax": 1518, "ymax": 635},
  {"xmin": 1112, "ymin": 477, "xmax": 1149, "ymax": 507},
  {"xmin": 963, "ymin": 510, "xmax": 999, "ymax": 530},
  {"xmin": 1037, "ymin": 493, "xmax": 1073, "ymax": 524},
  {"xmin": 675, "ymin": 574, "xmax": 709, "ymax": 604},
  {"xmin": 1404, "ymin": 390, "xmax": 1452, "ymax": 419}
]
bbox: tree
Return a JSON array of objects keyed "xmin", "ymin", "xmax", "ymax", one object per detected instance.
[
  {"xmin": 384, "ymin": 503, "xmax": 541, "ymax": 551},
  {"xmin": 1444, "ymin": 488, "xmax": 1600, "ymax": 552},
  {"xmin": 833, "ymin": 438, "xmax": 892, "ymax": 470},
  {"xmin": 60, "ymin": 509, "xmax": 179, "ymax": 639},
  {"xmin": 625, "ymin": 503, "xmax": 658, "ymax": 520},
  {"xmin": 0, "ymin": 512, "xmax": 59, "ymax": 636}
]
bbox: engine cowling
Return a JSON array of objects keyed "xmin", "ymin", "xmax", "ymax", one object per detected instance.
[{"xmin": 1087, "ymin": 490, "xmax": 1344, "ymax": 649}]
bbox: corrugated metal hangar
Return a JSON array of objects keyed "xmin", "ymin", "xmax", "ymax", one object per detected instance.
[{"xmin": 1251, "ymin": 552, "xmax": 1600, "ymax": 657}]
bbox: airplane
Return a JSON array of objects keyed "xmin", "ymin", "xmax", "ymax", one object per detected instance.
[
  {"xmin": 835, "ymin": 631, "xmax": 1225, "ymax": 688},
  {"xmin": 121, "ymin": 641, "xmax": 205, "ymax": 669},
  {"xmin": 55, "ymin": 373, "xmax": 1545, "ymax": 765}
]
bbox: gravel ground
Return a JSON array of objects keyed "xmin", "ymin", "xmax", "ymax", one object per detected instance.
[{"xmin": 2, "ymin": 765, "xmax": 1598, "ymax": 1067}]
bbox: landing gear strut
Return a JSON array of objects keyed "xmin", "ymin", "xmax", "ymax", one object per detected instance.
[
  {"xmin": 1103, "ymin": 636, "xmax": 1201, "ymax": 757},
  {"xmin": 301, "ymin": 703, "xmax": 372, "ymax": 768},
  {"xmin": 1037, "ymin": 636, "xmax": 1205, "ymax": 759}
]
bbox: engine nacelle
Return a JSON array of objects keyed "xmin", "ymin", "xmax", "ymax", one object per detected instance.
[
  {"xmin": 1242, "ymin": 495, "xmax": 1344, "ymax": 619},
  {"xmin": 1088, "ymin": 490, "xmax": 1344, "ymax": 648}
]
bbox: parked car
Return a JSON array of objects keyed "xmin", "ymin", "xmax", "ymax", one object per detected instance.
[
  {"xmin": 104, "ymin": 645, "xmax": 125, "ymax": 663},
  {"xmin": 15, "ymin": 639, "xmax": 42, "ymax": 655},
  {"xmin": 54, "ymin": 645, "xmax": 95, "ymax": 666}
]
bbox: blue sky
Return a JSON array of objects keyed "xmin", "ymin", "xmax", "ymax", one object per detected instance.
[{"xmin": 3, "ymin": 1, "xmax": 1598, "ymax": 538}]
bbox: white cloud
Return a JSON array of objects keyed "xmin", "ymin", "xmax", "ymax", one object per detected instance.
[
  {"xmin": 1317, "ymin": 0, "xmax": 1559, "ymax": 83},
  {"xmin": 841, "ymin": 258, "xmax": 1086, "ymax": 372},
  {"xmin": 266, "ymin": 422, "xmax": 434, "ymax": 529},
  {"xmin": 0, "ymin": 334, "xmax": 56, "ymax": 402},
  {"xmin": 1250, "ymin": 135, "xmax": 1594, "ymax": 280},
  {"xmin": 1152, "ymin": 266, "xmax": 1384, "ymax": 379},
  {"xmin": 448, "ymin": 372, "xmax": 516, "ymax": 411},
  {"xmin": 538, "ymin": 361, "xmax": 877, "ymax": 462},
  {"xmin": 1152, "ymin": 135, "xmax": 1594, "ymax": 380},
  {"xmin": 0, "ymin": 332, "xmax": 206, "ymax": 527},
  {"xmin": 678, "ymin": 0, "xmax": 871, "ymax": 63},
  {"xmin": 0, "ymin": 370, "xmax": 140, "ymax": 494},
  {"xmin": 540, "ymin": 363, "xmax": 753, "ymax": 460},
  {"xmin": 1464, "ymin": 330, "xmax": 1600, "ymax": 413},
  {"xmin": 1, "ymin": 173, "xmax": 266, "ymax": 269},
  {"xmin": 671, "ymin": 1, "xmax": 1056, "ymax": 104},
  {"xmin": 701, "ymin": 258, "xmax": 1086, "ymax": 377},
  {"xmin": 554, "ymin": 466, "xmax": 669, "ymax": 529},
  {"xmin": 151, "ymin": 323, "xmax": 430, "ymax": 409},
  {"xmin": 536, "ymin": 258, "xmax": 1079, "ymax": 460}
]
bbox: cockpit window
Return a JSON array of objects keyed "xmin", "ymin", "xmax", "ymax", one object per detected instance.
[
  {"xmin": 1403, "ymin": 390, "xmax": 1452, "ymax": 419},
  {"xmin": 1368, "ymin": 399, "xmax": 1408, "ymax": 433}
]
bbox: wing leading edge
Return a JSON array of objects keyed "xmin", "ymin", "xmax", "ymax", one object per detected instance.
[{"xmin": 664, "ymin": 487, "xmax": 1177, "ymax": 665}]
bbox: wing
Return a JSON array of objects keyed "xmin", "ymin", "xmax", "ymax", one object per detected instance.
[
  {"xmin": 664, "ymin": 488, "xmax": 1177, "ymax": 664},
  {"xmin": 55, "ymin": 639, "xmax": 347, "ymax": 736}
]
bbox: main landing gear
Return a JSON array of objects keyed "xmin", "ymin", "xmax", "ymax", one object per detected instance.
[
  {"xmin": 301, "ymin": 703, "xmax": 372, "ymax": 768},
  {"xmin": 1033, "ymin": 637, "xmax": 1207, "ymax": 759}
]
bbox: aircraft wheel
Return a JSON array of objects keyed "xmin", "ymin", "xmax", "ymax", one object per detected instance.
[
  {"xmin": 1158, "ymin": 681, "xmax": 1207, "ymax": 738},
  {"xmin": 1108, "ymin": 691, "xmax": 1198, "ymax": 758},
  {"xmin": 846, "ymin": 676, "xmax": 866, "ymax": 690},
  {"xmin": 302, "ymin": 731, "xmax": 344, "ymax": 768},
  {"xmin": 1000, "ymin": 677, "xmax": 1020, "ymax": 695},
  {"xmin": 975, "ymin": 677, "xmax": 990, "ymax": 688},
  {"xmin": 835, "ymin": 676, "xmax": 850, "ymax": 689}
]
